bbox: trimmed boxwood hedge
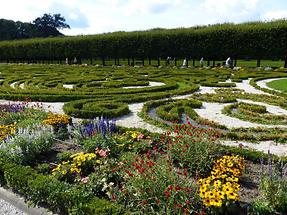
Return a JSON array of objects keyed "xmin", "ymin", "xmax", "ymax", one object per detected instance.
[
  {"xmin": 0, "ymin": 158, "xmax": 127, "ymax": 215},
  {"xmin": 63, "ymin": 99, "xmax": 130, "ymax": 118}
]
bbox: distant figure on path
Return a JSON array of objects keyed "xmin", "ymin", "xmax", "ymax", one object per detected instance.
[
  {"xmin": 225, "ymin": 57, "xmax": 231, "ymax": 68},
  {"xmin": 73, "ymin": 57, "xmax": 77, "ymax": 64},
  {"xmin": 166, "ymin": 56, "xmax": 172, "ymax": 66},
  {"xmin": 65, "ymin": 58, "xmax": 69, "ymax": 64},
  {"xmin": 200, "ymin": 57, "xmax": 204, "ymax": 67}
]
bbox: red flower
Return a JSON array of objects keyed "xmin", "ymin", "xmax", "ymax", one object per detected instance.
[
  {"xmin": 156, "ymin": 199, "xmax": 160, "ymax": 204},
  {"xmin": 125, "ymin": 170, "xmax": 133, "ymax": 177},
  {"xmin": 168, "ymin": 185, "xmax": 173, "ymax": 190},
  {"xmin": 185, "ymin": 200, "xmax": 190, "ymax": 206},
  {"xmin": 165, "ymin": 191, "xmax": 171, "ymax": 198},
  {"xmin": 147, "ymin": 161, "xmax": 155, "ymax": 167},
  {"xmin": 138, "ymin": 167, "xmax": 145, "ymax": 174},
  {"xmin": 175, "ymin": 185, "xmax": 181, "ymax": 191},
  {"xmin": 142, "ymin": 200, "xmax": 148, "ymax": 205},
  {"xmin": 111, "ymin": 195, "xmax": 117, "ymax": 201},
  {"xmin": 184, "ymin": 168, "xmax": 188, "ymax": 176},
  {"xmin": 200, "ymin": 209, "xmax": 205, "ymax": 215}
]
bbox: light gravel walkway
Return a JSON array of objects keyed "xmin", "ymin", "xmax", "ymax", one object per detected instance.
[
  {"xmin": 116, "ymin": 103, "xmax": 165, "ymax": 133},
  {"xmin": 0, "ymin": 198, "xmax": 26, "ymax": 215},
  {"xmin": 0, "ymin": 100, "xmax": 65, "ymax": 114},
  {"xmin": 123, "ymin": 81, "xmax": 165, "ymax": 89},
  {"xmin": 194, "ymin": 101, "xmax": 287, "ymax": 129},
  {"xmin": 256, "ymin": 77, "xmax": 287, "ymax": 92},
  {"xmin": 0, "ymin": 187, "xmax": 52, "ymax": 215},
  {"xmin": 237, "ymin": 99, "xmax": 287, "ymax": 115},
  {"xmin": 235, "ymin": 79, "xmax": 271, "ymax": 95},
  {"xmin": 221, "ymin": 140, "xmax": 287, "ymax": 157}
]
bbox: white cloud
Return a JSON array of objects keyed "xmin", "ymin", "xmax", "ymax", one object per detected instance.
[
  {"xmin": 199, "ymin": 0, "xmax": 260, "ymax": 23},
  {"xmin": 1, "ymin": 0, "xmax": 287, "ymax": 36},
  {"xmin": 262, "ymin": 10, "xmax": 287, "ymax": 20}
]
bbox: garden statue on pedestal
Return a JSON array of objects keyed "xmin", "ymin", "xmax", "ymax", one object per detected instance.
[{"xmin": 225, "ymin": 57, "xmax": 231, "ymax": 68}]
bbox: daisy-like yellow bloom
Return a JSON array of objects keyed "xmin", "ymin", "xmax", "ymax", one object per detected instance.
[
  {"xmin": 0, "ymin": 123, "xmax": 16, "ymax": 140},
  {"xmin": 43, "ymin": 113, "xmax": 71, "ymax": 126},
  {"xmin": 52, "ymin": 152, "xmax": 98, "ymax": 177},
  {"xmin": 197, "ymin": 155, "xmax": 245, "ymax": 208},
  {"xmin": 213, "ymin": 180, "xmax": 222, "ymax": 187}
]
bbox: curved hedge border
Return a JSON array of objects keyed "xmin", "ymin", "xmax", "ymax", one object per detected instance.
[
  {"xmin": 250, "ymin": 75, "xmax": 287, "ymax": 98},
  {"xmin": 64, "ymin": 99, "xmax": 130, "ymax": 118},
  {"xmin": 0, "ymin": 159, "xmax": 127, "ymax": 215},
  {"xmin": 222, "ymin": 102, "xmax": 287, "ymax": 125},
  {"xmin": 139, "ymin": 99, "xmax": 227, "ymax": 130}
]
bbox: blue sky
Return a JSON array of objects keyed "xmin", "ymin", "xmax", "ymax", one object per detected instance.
[{"xmin": 1, "ymin": 0, "xmax": 287, "ymax": 35}]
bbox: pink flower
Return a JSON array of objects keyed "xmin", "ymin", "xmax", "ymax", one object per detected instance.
[
  {"xmin": 81, "ymin": 176, "xmax": 89, "ymax": 184},
  {"xmin": 137, "ymin": 133, "xmax": 144, "ymax": 140},
  {"xmin": 98, "ymin": 149, "xmax": 110, "ymax": 157}
]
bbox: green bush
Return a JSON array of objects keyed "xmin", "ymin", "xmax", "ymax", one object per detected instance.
[{"xmin": 0, "ymin": 158, "xmax": 126, "ymax": 215}]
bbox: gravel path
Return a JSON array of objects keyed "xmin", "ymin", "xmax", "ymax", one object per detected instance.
[
  {"xmin": 0, "ymin": 100, "xmax": 65, "ymax": 114},
  {"xmin": 237, "ymin": 99, "xmax": 287, "ymax": 115},
  {"xmin": 235, "ymin": 79, "xmax": 271, "ymax": 95},
  {"xmin": 116, "ymin": 103, "xmax": 165, "ymax": 133},
  {"xmin": 194, "ymin": 102, "xmax": 287, "ymax": 129},
  {"xmin": 256, "ymin": 77, "xmax": 287, "ymax": 92},
  {"xmin": 221, "ymin": 140, "xmax": 287, "ymax": 157},
  {"xmin": 0, "ymin": 199, "xmax": 26, "ymax": 215},
  {"xmin": 123, "ymin": 81, "xmax": 165, "ymax": 89}
]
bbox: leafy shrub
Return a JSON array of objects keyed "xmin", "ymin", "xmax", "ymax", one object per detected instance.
[
  {"xmin": 112, "ymin": 154, "xmax": 200, "ymax": 214},
  {"xmin": 166, "ymin": 125, "xmax": 223, "ymax": 176},
  {"xmin": 0, "ymin": 125, "xmax": 55, "ymax": 164}
]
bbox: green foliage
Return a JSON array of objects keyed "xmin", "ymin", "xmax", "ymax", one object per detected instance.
[
  {"xmin": 223, "ymin": 102, "xmax": 287, "ymax": 125},
  {"xmin": 0, "ymin": 125, "xmax": 55, "ymax": 164},
  {"xmin": 0, "ymin": 158, "xmax": 126, "ymax": 214},
  {"xmin": 112, "ymin": 154, "xmax": 200, "ymax": 214},
  {"xmin": 1, "ymin": 20, "xmax": 287, "ymax": 61},
  {"xmin": 166, "ymin": 125, "xmax": 223, "ymax": 176}
]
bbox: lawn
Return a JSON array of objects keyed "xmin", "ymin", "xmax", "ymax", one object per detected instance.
[{"xmin": 266, "ymin": 78, "xmax": 287, "ymax": 92}]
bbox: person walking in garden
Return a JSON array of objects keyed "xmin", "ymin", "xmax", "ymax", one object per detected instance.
[
  {"xmin": 65, "ymin": 57, "xmax": 69, "ymax": 65},
  {"xmin": 166, "ymin": 56, "xmax": 171, "ymax": 66}
]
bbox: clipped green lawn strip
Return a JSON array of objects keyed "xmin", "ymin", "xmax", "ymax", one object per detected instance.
[{"xmin": 266, "ymin": 78, "xmax": 287, "ymax": 92}]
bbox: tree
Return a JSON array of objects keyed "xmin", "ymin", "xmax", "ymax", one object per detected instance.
[{"xmin": 33, "ymin": 13, "xmax": 70, "ymax": 37}]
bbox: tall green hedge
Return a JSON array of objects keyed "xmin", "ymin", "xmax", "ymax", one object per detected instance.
[{"xmin": 0, "ymin": 20, "xmax": 287, "ymax": 62}]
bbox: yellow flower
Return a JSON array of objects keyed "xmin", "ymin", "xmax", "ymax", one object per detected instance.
[
  {"xmin": 213, "ymin": 180, "xmax": 222, "ymax": 187},
  {"xmin": 62, "ymin": 170, "xmax": 67, "ymax": 175}
]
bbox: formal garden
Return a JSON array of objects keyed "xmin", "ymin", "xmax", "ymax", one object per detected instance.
[
  {"xmin": 0, "ymin": 63, "xmax": 286, "ymax": 215},
  {"xmin": 0, "ymin": 20, "xmax": 287, "ymax": 215}
]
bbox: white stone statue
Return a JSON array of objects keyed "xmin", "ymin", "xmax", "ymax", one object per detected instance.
[
  {"xmin": 225, "ymin": 57, "xmax": 231, "ymax": 68},
  {"xmin": 200, "ymin": 57, "xmax": 204, "ymax": 67}
]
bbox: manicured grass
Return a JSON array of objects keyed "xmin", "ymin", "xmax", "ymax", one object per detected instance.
[
  {"xmin": 266, "ymin": 78, "xmax": 287, "ymax": 92},
  {"xmin": 74, "ymin": 58, "xmax": 286, "ymax": 68}
]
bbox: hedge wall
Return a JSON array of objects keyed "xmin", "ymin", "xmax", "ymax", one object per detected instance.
[{"xmin": 0, "ymin": 20, "xmax": 287, "ymax": 62}]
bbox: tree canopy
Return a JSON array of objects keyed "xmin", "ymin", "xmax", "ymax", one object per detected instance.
[{"xmin": 0, "ymin": 13, "xmax": 70, "ymax": 41}]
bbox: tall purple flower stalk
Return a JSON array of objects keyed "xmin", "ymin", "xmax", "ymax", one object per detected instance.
[{"xmin": 77, "ymin": 117, "xmax": 116, "ymax": 139}]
